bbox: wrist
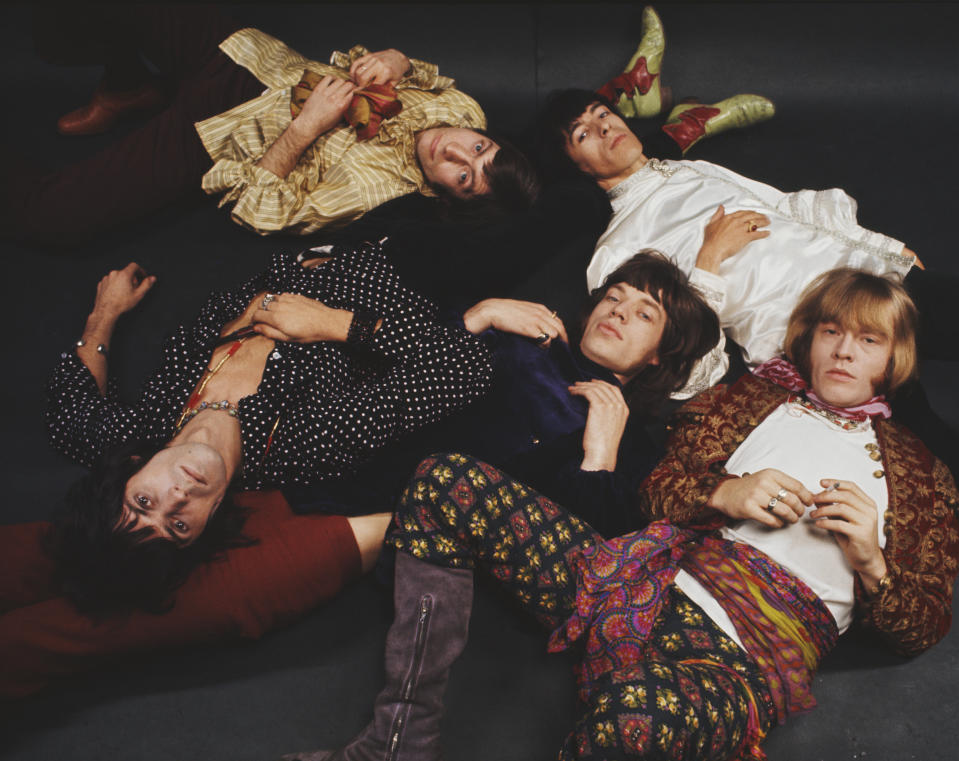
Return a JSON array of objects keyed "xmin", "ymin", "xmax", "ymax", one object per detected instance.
[
  {"xmin": 83, "ymin": 312, "xmax": 117, "ymax": 342},
  {"xmin": 694, "ymin": 245, "xmax": 722, "ymax": 274},
  {"xmin": 463, "ymin": 302, "xmax": 492, "ymax": 334},
  {"xmin": 580, "ymin": 449, "xmax": 617, "ymax": 472},
  {"xmin": 859, "ymin": 557, "xmax": 890, "ymax": 596}
]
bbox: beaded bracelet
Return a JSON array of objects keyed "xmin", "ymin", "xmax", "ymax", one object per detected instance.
[{"xmin": 347, "ymin": 310, "xmax": 379, "ymax": 346}]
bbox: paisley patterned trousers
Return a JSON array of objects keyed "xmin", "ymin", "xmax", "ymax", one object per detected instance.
[{"xmin": 388, "ymin": 453, "xmax": 774, "ymax": 761}]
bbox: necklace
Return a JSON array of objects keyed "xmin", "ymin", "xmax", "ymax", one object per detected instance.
[
  {"xmin": 173, "ymin": 338, "xmax": 247, "ymax": 435},
  {"xmin": 789, "ymin": 394, "xmax": 870, "ymax": 432}
]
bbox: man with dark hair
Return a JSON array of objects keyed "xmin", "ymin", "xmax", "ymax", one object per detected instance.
[
  {"xmin": 7, "ymin": 6, "xmax": 539, "ymax": 248},
  {"xmin": 0, "ymin": 209, "xmax": 764, "ymax": 697}
]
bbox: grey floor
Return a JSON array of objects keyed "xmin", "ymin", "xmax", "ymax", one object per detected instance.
[{"xmin": 2, "ymin": 3, "xmax": 958, "ymax": 760}]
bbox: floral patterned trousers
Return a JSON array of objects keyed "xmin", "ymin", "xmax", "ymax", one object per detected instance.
[{"xmin": 388, "ymin": 453, "xmax": 774, "ymax": 760}]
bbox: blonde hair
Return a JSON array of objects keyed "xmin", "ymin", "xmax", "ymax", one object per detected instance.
[{"xmin": 784, "ymin": 268, "xmax": 918, "ymax": 395}]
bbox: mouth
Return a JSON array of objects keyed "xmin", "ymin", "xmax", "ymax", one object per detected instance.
[
  {"xmin": 610, "ymin": 133, "xmax": 625, "ymax": 149},
  {"xmin": 429, "ymin": 134, "xmax": 441, "ymax": 160},
  {"xmin": 825, "ymin": 368, "xmax": 855, "ymax": 381},
  {"xmin": 182, "ymin": 465, "xmax": 208, "ymax": 486},
  {"xmin": 598, "ymin": 322, "xmax": 622, "ymax": 340}
]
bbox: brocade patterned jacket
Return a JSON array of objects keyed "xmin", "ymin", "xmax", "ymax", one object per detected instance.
[{"xmin": 640, "ymin": 372, "xmax": 959, "ymax": 657}]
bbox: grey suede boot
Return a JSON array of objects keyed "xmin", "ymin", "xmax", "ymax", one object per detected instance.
[{"xmin": 280, "ymin": 552, "xmax": 474, "ymax": 761}]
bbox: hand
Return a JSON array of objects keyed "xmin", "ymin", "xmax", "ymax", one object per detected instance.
[
  {"xmin": 569, "ymin": 380, "xmax": 629, "ymax": 471},
  {"xmin": 708, "ymin": 468, "xmax": 813, "ymax": 528},
  {"xmin": 91, "ymin": 263, "xmax": 156, "ymax": 324},
  {"xmin": 292, "ymin": 75, "xmax": 356, "ymax": 140},
  {"xmin": 462, "ymin": 299, "xmax": 568, "ymax": 346},
  {"xmin": 350, "ymin": 49, "xmax": 411, "ymax": 87},
  {"xmin": 809, "ymin": 479, "xmax": 887, "ymax": 583},
  {"xmin": 695, "ymin": 205, "xmax": 771, "ymax": 274},
  {"xmin": 252, "ymin": 293, "xmax": 353, "ymax": 343},
  {"xmin": 902, "ymin": 245, "xmax": 924, "ymax": 270}
]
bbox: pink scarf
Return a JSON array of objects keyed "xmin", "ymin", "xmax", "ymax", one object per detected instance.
[{"xmin": 751, "ymin": 357, "xmax": 891, "ymax": 420}]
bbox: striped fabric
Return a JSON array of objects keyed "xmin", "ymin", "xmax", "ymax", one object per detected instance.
[{"xmin": 195, "ymin": 28, "xmax": 486, "ymax": 235}]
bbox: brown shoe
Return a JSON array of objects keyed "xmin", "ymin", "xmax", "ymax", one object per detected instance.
[{"xmin": 57, "ymin": 82, "xmax": 165, "ymax": 136}]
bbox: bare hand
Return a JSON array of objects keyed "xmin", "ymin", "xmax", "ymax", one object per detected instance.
[
  {"xmin": 252, "ymin": 293, "xmax": 352, "ymax": 343},
  {"xmin": 569, "ymin": 380, "xmax": 629, "ymax": 471},
  {"xmin": 293, "ymin": 75, "xmax": 356, "ymax": 140},
  {"xmin": 809, "ymin": 479, "xmax": 887, "ymax": 581},
  {"xmin": 696, "ymin": 205, "xmax": 771, "ymax": 274},
  {"xmin": 708, "ymin": 468, "xmax": 813, "ymax": 528},
  {"xmin": 91, "ymin": 263, "xmax": 156, "ymax": 323},
  {"xmin": 462, "ymin": 299, "xmax": 568, "ymax": 346},
  {"xmin": 350, "ymin": 49, "xmax": 411, "ymax": 87}
]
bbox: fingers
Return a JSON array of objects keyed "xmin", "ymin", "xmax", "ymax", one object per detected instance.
[
  {"xmin": 252, "ymin": 322, "xmax": 289, "ymax": 342},
  {"xmin": 568, "ymin": 380, "xmax": 628, "ymax": 408},
  {"xmin": 514, "ymin": 302, "xmax": 566, "ymax": 345},
  {"xmin": 744, "ymin": 469, "xmax": 812, "ymax": 526},
  {"xmin": 350, "ymin": 54, "xmax": 389, "ymax": 87}
]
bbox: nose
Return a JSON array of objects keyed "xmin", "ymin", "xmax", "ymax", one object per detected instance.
[
  {"xmin": 833, "ymin": 333, "xmax": 855, "ymax": 359},
  {"xmin": 168, "ymin": 480, "xmax": 191, "ymax": 504},
  {"xmin": 609, "ymin": 301, "xmax": 627, "ymax": 322},
  {"xmin": 443, "ymin": 141, "xmax": 469, "ymax": 162}
]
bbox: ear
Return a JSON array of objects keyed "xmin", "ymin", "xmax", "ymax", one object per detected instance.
[{"xmin": 649, "ymin": 354, "xmax": 660, "ymax": 366}]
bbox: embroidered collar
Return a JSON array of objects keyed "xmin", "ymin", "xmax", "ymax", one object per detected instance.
[{"xmin": 607, "ymin": 158, "xmax": 676, "ymax": 201}]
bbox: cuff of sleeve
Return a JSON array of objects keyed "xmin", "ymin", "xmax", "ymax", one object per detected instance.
[
  {"xmin": 402, "ymin": 57, "xmax": 441, "ymax": 90},
  {"xmin": 689, "ymin": 267, "xmax": 727, "ymax": 313},
  {"xmin": 52, "ymin": 350, "xmax": 116, "ymax": 398}
]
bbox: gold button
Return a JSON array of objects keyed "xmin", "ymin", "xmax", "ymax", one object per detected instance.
[
  {"xmin": 883, "ymin": 523, "xmax": 893, "ymax": 535},
  {"xmin": 873, "ymin": 469, "xmax": 885, "ymax": 479},
  {"xmin": 883, "ymin": 510, "xmax": 894, "ymax": 523},
  {"xmin": 869, "ymin": 451, "xmax": 882, "ymax": 461},
  {"xmin": 865, "ymin": 443, "xmax": 879, "ymax": 451}
]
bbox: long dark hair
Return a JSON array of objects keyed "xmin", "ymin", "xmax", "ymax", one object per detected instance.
[
  {"xmin": 47, "ymin": 440, "xmax": 254, "ymax": 619},
  {"xmin": 581, "ymin": 251, "xmax": 721, "ymax": 417}
]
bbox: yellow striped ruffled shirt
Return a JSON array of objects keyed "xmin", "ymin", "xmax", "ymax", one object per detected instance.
[{"xmin": 195, "ymin": 28, "xmax": 486, "ymax": 235}]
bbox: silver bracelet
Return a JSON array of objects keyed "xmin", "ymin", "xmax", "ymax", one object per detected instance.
[{"xmin": 76, "ymin": 338, "xmax": 109, "ymax": 356}]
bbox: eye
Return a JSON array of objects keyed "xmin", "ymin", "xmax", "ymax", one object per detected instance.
[
  {"xmin": 599, "ymin": 109, "xmax": 609, "ymax": 118},
  {"xmin": 473, "ymin": 141, "xmax": 483, "ymax": 153},
  {"xmin": 576, "ymin": 128, "xmax": 588, "ymax": 144},
  {"xmin": 638, "ymin": 311, "xmax": 651, "ymax": 322},
  {"xmin": 458, "ymin": 170, "xmax": 468, "ymax": 184},
  {"xmin": 173, "ymin": 520, "xmax": 188, "ymax": 533},
  {"xmin": 604, "ymin": 294, "xmax": 619, "ymax": 303},
  {"xmin": 136, "ymin": 495, "xmax": 150, "ymax": 508}
]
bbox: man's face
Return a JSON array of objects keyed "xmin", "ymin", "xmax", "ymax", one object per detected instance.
[
  {"xmin": 808, "ymin": 321, "xmax": 892, "ymax": 408},
  {"xmin": 415, "ymin": 128, "xmax": 500, "ymax": 199},
  {"xmin": 564, "ymin": 102, "xmax": 647, "ymax": 189},
  {"xmin": 579, "ymin": 282, "xmax": 665, "ymax": 384},
  {"xmin": 118, "ymin": 442, "xmax": 229, "ymax": 547}
]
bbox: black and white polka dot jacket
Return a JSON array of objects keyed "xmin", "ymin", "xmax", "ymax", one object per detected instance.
[{"xmin": 46, "ymin": 241, "xmax": 493, "ymax": 489}]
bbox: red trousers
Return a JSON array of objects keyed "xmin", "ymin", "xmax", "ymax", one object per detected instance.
[{"xmin": 0, "ymin": 491, "xmax": 360, "ymax": 698}]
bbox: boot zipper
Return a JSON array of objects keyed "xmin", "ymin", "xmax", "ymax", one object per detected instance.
[{"xmin": 387, "ymin": 594, "xmax": 433, "ymax": 760}]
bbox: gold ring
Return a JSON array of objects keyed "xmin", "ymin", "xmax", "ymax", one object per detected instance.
[{"xmin": 748, "ymin": 223, "xmax": 758, "ymax": 233}]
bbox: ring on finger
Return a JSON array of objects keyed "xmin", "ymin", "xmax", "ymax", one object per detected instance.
[
  {"xmin": 748, "ymin": 223, "xmax": 758, "ymax": 232},
  {"xmin": 776, "ymin": 487, "xmax": 788, "ymax": 500},
  {"xmin": 766, "ymin": 496, "xmax": 779, "ymax": 511},
  {"xmin": 261, "ymin": 293, "xmax": 276, "ymax": 311},
  {"xmin": 550, "ymin": 310, "xmax": 558, "ymax": 319},
  {"xmin": 535, "ymin": 332, "xmax": 550, "ymax": 345}
]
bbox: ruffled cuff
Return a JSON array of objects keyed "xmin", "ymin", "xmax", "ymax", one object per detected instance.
[{"xmin": 202, "ymin": 158, "xmax": 313, "ymax": 234}]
